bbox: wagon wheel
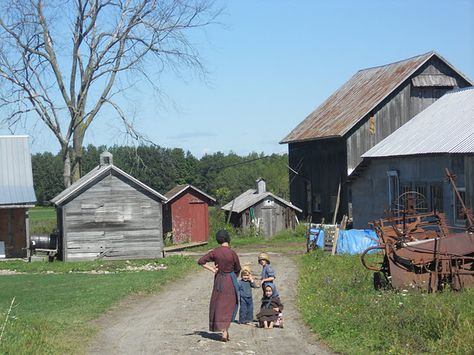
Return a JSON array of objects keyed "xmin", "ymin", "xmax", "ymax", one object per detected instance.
[{"xmin": 393, "ymin": 191, "xmax": 428, "ymax": 215}]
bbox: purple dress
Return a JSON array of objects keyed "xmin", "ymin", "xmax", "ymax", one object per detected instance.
[{"xmin": 198, "ymin": 246, "xmax": 241, "ymax": 331}]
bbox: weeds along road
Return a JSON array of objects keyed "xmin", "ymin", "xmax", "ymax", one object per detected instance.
[{"xmin": 88, "ymin": 250, "xmax": 330, "ymax": 355}]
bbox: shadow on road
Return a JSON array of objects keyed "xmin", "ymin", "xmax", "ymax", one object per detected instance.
[{"xmin": 187, "ymin": 331, "xmax": 223, "ymax": 342}]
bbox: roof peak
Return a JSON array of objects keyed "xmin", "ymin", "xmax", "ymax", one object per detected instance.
[{"xmin": 358, "ymin": 51, "xmax": 435, "ymax": 73}]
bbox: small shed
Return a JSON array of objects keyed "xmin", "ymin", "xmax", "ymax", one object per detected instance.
[
  {"xmin": 163, "ymin": 184, "xmax": 216, "ymax": 244},
  {"xmin": 222, "ymin": 179, "xmax": 302, "ymax": 238},
  {"xmin": 0, "ymin": 136, "xmax": 36, "ymax": 258},
  {"xmin": 51, "ymin": 152, "xmax": 167, "ymax": 261},
  {"xmin": 351, "ymin": 88, "xmax": 474, "ymax": 229}
]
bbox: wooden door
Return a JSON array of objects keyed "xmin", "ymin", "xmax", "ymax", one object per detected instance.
[{"xmin": 190, "ymin": 201, "xmax": 208, "ymax": 242}]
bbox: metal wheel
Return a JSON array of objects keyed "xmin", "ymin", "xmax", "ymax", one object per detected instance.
[{"xmin": 393, "ymin": 191, "xmax": 428, "ymax": 215}]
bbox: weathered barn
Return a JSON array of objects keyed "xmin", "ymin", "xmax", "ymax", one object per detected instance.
[
  {"xmin": 51, "ymin": 152, "xmax": 167, "ymax": 261},
  {"xmin": 163, "ymin": 184, "xmax": 215, "ymax": 244},
  {"xmin": 351, "ymin": 87, "xmax": 474, "ymax": 229},
  {"xmin": 222, "ymin": 179, "xmax": 302, "ymax": 238},
  {"xmin": 280, "ymin": 51, "xmax": 473, "ymax": 223},
  {"xmin": 0, "ymin": 136, "xmax": 36, "ymax": 258}
]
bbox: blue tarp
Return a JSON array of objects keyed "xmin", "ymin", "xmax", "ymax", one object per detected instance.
[
  {"xmin": 336, "ymin": 229, "xmax": 379, "ymax": 255},
  {"xmin": 308, "ymin": 228, "xmax": 325, "ymax": 249}
]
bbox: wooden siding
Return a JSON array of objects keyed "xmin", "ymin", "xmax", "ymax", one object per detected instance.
[
  {"xmin": 351, "ymin": 155, "xmax": 472, "ymax": 229},
  {"xmin": 168, "ymin": 191, "xmax": 209, "ymax": 243},
  {"xmin": 0, "ymin": 208, "xmax": 27, "ymax": 258},
  {"xmin": 62, "ymin": 174, "xmax": 163, "ymax": 261},
  {"xmin": 288, "ymin": 139, "xmax": 348, "ymax": 222},
  {"xmin": 288, "ymin": 56, "xmax": 472, "ymax": 225},
  {"xmin": 236, "ymin": 197, "xmax": 298, "ymax": 238},
  {"xmin": 346, "ymin": 57, "xmax": 470, "ymax": 173},
  {"xmin": 466, "ymin": 155, "xmax": 474, "ymax": 213}
]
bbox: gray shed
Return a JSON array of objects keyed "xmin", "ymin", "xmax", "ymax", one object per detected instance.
[
  {"xmin": 222, "ymin": 179, "xmax": 302, "ymax": 238},
  {"xmin": 51, "ymin": 152, "xmax": 167, "ymax": 261},
  {"xmin": 351, "ymin": 87, "xmax": 474, "ymax": 229},
  {"xmin": 0, "ymin": 136, "xmax": 36, "ymax": 258}
]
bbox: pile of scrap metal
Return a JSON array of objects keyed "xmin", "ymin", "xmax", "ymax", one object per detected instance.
[{"xmin": 361, "ymin": 169, "xmax": 474, "ymax": 292}]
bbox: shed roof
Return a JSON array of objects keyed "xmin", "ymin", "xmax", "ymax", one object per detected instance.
[
  {"xmin": 0, "ymin": 136, "xmax": 36, "ymax": 207},
  {"xmin": 280, "ymin": 51, "xmax": 473, "ymax": 144},
  {"xmin": 221, "ymin": 189, "xmax": 302, "ymax": 214},
  {"xmin": 51, "ymin": 164, "xmax": 167, "ymax": 206},
  {"xmin": 164, "ymin": 184, "xmax": 216, "ymax": 204},
  {"xmin": 362, "ymin": 87, "xmax": 474, "ymax": 158}
]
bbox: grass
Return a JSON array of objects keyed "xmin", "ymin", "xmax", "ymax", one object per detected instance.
[
  {"xmin": 297, "ymin": 250, "xmax": 474, "ymax": 354},
  {"xmin": 0, "ymin": 256, "xmax": 198, "ymax": 354},
  {"xmin": 29, "ymin": 207, "xmax": 56, "ymax": 235},
  {"xmin": 191, "ymin": 223, "xmax": 308, "ymax": 252}
]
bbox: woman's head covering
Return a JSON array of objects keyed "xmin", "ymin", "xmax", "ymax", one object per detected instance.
[
  {"xmin": 258, "ymin": 252, "xmax": 270, "ymax": 263},
  {"xmin": 216, "ymin": 229, "xmax": 230, "ymax": 244}
]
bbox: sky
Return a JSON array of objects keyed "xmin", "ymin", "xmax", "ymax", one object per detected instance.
[{"xmin": 2, "ymin": 0, "xmax": 474, "ymax": 158}]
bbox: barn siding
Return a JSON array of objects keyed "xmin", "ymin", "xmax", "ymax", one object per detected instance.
[
  {"xmin": 289, "ymin": 139, "xmax": 347, "ymax": 222},
  {"xmin": 0, "ymin": 208, "xmax": 28, "ymax": 258},
  {"xmin": 289, "ymin": 57, "xmax": 471, "ymax": 224},
  {"xmin": 169, "ymin": 191, "xmax": 209, "ymax": 243},
  {"xmin": 352, "ymin": 154, "xmax": 472, "ymax": 229},
  {"xmin": 346, "ymin": 58, "xmax": 468, "ymax": 173},
  {"xmin": 237, "ymin": 199, "xmax": 297, "ymax": 238},
  {"xmin": 62, "ymin": 174, "xmax": 163, "ymax": 261}
]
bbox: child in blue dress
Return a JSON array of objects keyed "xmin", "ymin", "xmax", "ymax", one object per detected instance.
[
  {"xmin": 258, "ymin": 252, "xmax": 279, "ymax": 297},
  {"xmin": 238, "ymin": 266, "xmax": 259, "ymax": 324}
]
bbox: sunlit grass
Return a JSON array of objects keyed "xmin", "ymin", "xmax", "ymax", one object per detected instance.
[{"xmin": 297, "ymin": 250, "xmax": 474, "ymax": 354}]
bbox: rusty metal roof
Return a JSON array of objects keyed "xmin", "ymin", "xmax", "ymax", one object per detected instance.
[
  {"xmin": 362, "ymin": 87, "xmax": 474, "ymax": 158},
  {"xmin": 280, "ymin": 51, "xmax": 471, "ymax": 144},
  {"xmin": 164, "ymin": 184, "xmax": 216, "ymax": 204}
]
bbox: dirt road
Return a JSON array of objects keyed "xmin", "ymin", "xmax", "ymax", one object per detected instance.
[{"xmin": 88, "ymin": 250, "xmax": 330, "ymax": 355}]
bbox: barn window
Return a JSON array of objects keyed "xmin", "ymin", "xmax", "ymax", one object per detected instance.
[
  {"xmin": 430, "ymin": 184, "xmax": 443, "ymax": 212},
  {"xmin": 312, "ymin": 193, "xmax": 321, "ymax": 212},
  {"xmin": 387, "ymin": 170, "xmax": 399, "ymax": 209},
  {"xmin": 454, "ymin": 188, "xmax": 467, "ymax": 226}
]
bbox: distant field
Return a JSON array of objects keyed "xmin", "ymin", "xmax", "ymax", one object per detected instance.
[
  {"xmin": 29, "ymin": 206, "xmax": 56, "ymax": 220},
  {"xmin": 29, "ymin": 207, "xmax": 56, "ymax": 234}
]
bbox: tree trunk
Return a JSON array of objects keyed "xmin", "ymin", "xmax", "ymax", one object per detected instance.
[
  {"xmin": 71, "ymin": 128, "xmax": 86, "ymax": 184},
  {"xmin": 62, "ymin": 145, "xmax": 72, "ymax": 188}
]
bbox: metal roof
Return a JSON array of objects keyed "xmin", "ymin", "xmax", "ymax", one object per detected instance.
[
  {"xmin": 221, "ymin": 189, "xmax": 302, "ymax": 214},
  {"xmin": 362, "ymin": 87, "xmax": 474, "ymax": 158},
  {"xmin": 280, "ymin": 51, "xmax": 473, "ymax": 144},
  {"xmin": 51, "ymin": 164, "xmax": 167, "ymax": 206},
  {"xmin": 164, "ymin": 184, "xmax": 216, "ymax": 204},
  {"xmin": 0, "ymin": 136, "xmax": 36, "ymax": 206}
]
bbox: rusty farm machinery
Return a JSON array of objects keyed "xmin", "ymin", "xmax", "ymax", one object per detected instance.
[{"xmin": 361, "ymin": 169, "xmax": 474, "ymax": 292}]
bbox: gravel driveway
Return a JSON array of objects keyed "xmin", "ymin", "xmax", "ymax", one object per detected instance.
[{"xmin": 88, "ymin": 250, "xmax": 330, "ymax": 355}]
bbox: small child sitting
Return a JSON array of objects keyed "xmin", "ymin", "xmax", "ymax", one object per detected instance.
[
  {"xmin": 256, "ymin": 284, "xmax": 284, "ymax": 329},
  {"xmin": 258, "ymin": 252, "xmax": 279, "ymax": 297},
  {"xmin": 238, "ymin": 266, "xmax": 259, "ymax": 324}
]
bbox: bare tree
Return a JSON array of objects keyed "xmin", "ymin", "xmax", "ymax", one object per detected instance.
[{"xmin": 0, "ymin": 0, "xmax": 219, "ymax": 187}]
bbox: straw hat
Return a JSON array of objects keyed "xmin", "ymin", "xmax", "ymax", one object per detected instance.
[{"xmin": 258, "ymin": 252, "xmax": 270, "ymax": 263}]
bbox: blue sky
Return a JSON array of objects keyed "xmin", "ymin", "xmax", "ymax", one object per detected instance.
[{"xmin": 3, "ymin": 0, "xmax": 474, "ymax": 157}]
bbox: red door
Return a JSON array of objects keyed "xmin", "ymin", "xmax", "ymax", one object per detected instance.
[{"xmin": 190, "ymin": 201, "xmax": 208, "ymax": 242}]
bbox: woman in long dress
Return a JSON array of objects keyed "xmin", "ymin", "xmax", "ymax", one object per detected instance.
[{"xmin": 198, "ymin": 230, "xmax": 241, "ymax": 342}]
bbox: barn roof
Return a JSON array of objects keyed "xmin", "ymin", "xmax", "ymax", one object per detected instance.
[
  {"xmin": 164, "ymin": 184, "xmax": 216, "ymax": 204},
  {"xmin": 221, "ymin": 189, "xmax": 302, "ymax": 214},
  {"xmin": 51, "ymin": 164, "xmax": 167, "ymax": 206},
  {"xmin": 280, "ymin": 51, "xmax": 473, "ymax": 144},
  {"xmin": 362, "ymin": 87, "xmax": 474, "ymax": 158},
  {"xmin": 0, "ymin": 135, "xmax": 36, "ymax": 207}
]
